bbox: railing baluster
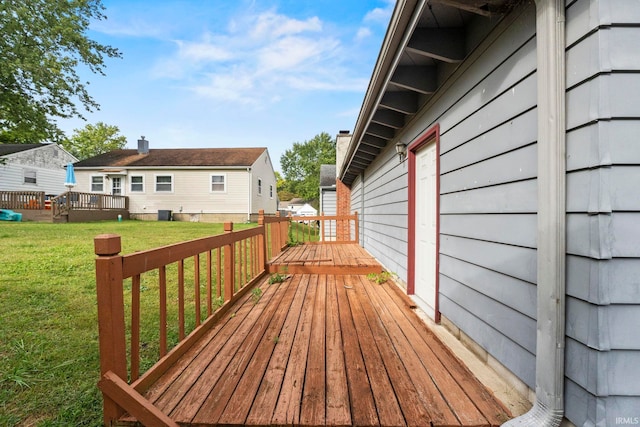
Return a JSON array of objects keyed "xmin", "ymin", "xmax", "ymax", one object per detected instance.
[
  {"xmin": 159, "ymin": 266, "xmax": 167, "ymax": 357},
  {"xmin": 131, "ymin": 275, "xmax": 141, "ymax": 381},
  {"xmin": 216, "ymin": 248, "xmax": 222, "ymax": 298},
  {"xmin": 194, "ymin": 254, "xmax": 201, "ymax": 327},
  {"xmin": 178, "ymin": 260, "xmax": 185, "ymax": 340},
  {"xmin": 207, "ymin": 250, "xmax": 213, "ymax": 317}
]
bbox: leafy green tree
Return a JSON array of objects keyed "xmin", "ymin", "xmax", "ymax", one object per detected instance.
[
  {"xmin": 280, "ymin": 132, "xmax": 336, "ymax": 202},
  {"xmin": 62, "ymin": 122, "xmax": 127, "ymax": 160},
  {"xmin": 0, "ymin": 1, "xmax": 121, "ymax": 144}
]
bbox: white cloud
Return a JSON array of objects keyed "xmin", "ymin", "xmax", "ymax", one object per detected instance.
[
  {"xmin": 250, "ymin": 11, "xmax": 322, "ymax": 39},
  {"xmin": 355, "ymin": 27, "xmax": 373, "ymax": 41},
  {"xmin": 152, "ymin": 7, "xmax": 369, "ymax": 105},
  {"xmin": 363, "ymin": 0, "xmax": 395, "ymax": 25},
  {"xmin": 176, "ymin": 38, "xmax": 233, "ymax": 63}
]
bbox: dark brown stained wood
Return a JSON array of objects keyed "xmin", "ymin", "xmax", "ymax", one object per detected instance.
[
  {"xmin": 147, "ymin": 285, "xmax": 258, "ymax": 412},
  {"xmin": 98, "ymin": 371, "xmax": 179, "ymax": 427},
  {"xmin": 166, "ymin": 282, "xmax": 282, "ymax": 422},
  {"xmin": 379, "ymin": 284, "xmax": 511, "ymax": 427},
  {"xmin": 343, "ymin": 275, "xmax": 406, "ymax": 427},
  {"xmin": 300, "ymin": 275, "xmax": 327, "ymax": 426},
  {"xmin": 271, "ymin": 275, "xmax": 318, "ymax": 426},
  {"xmin": 190, "ymin": 281, "xmax": 287, "ymax": 425},
  {"xmin": 112, "ymin": 244, "xmax": 512, "ymax": 427},
  {"xmin": 268, "ymin": 243, "xmax": 382, "ymax": 275},
  {"xmin": 334, "ymin": 275, "xmax": 379, "ymax": 427},
  {"xmin": 349, "ymin": 276, "xmax": 434, "ymax": 427},
  {"xmin": 362, "ymin": 279, "xmax": 485, "ymax": 426},
  {"xmin": 325, "ymin": 275, "xmax": 351, "ymax": 427},
  {"xmin": 245, "ymin": 275, "xmax": 310, "ymax": 426},
  {"xmin": 215, "ymin": 277, "xmax": 299, "ymax": 425}
]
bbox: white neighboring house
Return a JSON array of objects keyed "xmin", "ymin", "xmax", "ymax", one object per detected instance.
[
  {"xmin": 294, "ymin": 203, "xmax": 317, "ymax": 217},
  {"xmin": 72, "ymin": 140, "xmax": 278, "ymax": 222},
  {"xmin": 0, "ymin": 144, "xmax": 78, "ymax": 195}
]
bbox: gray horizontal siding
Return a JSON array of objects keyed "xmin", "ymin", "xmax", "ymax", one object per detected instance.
[
  {"xmin": 567, "ymin": 212, "xmax": 640, "ymax": 258},
  {"xmin": 567, "ymin": 166, "xmax": 640, "ymax": 213},
  {"xmin": 566, "ymin": 338, "xmax": 640, "ymax": 396},
  {"xmin": 567, "ymin": 256, "xmax": 640, "ymax": 305},
  {"xmin": 441, "ymin": 107, "xmax": 537, "ymax": 174},
  {"xmin": 564, "ymin": 0, "xmax": 640, "ymax": 422},
  {"xmin": 567, "ymin": 120, "xmax": 640, "ymax": 171},
  {"xmin": 567, "ymin": 73, "xmax": 640, "ymax": 131},
  {"xmin": 440, "ymin": 235, "xmax": 537, "ymax": 284},
  {"xmin": 439, "ymin": 294, "xmax": 536, "ymax": 388},
  {"xmin": 440, "ymin": 179, "xmax": 537, "ymax": 214},
  {"xmin": 440, "ymin": 255, "xmax": 536, "ymax": 318},
  {"xmin": 440, "ymin": 275, "xmax": 536, "ymax": 353},
  {"xmin": 441, "ymin": 143, "xmax": 537, "ymax": 194},
  {"xmin": 440, "ymin": 214, "xmax": 536, "ymax": 248}
]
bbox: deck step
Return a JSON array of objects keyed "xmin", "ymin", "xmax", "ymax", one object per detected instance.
[
  {"xmin": 268, "ymin": 263, "xmax": 382, "ymax": 275},
  {"xmin": 267, "ymin": 243, "xmax": 383, "ymax": 276}
]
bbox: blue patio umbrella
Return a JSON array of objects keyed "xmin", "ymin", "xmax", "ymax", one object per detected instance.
[{"xmin": 65, "ymin": 163, "xmax": 76, "ymax": 188}]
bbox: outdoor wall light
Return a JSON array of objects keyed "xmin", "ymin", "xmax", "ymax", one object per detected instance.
[{"xmin": 395, "ymin": 141, "xmax": 408, "ymax": 162}]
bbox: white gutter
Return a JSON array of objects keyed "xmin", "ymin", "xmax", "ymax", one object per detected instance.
[{"xmin": 503, "ymin": 0, "xmax": 566, "ymax": 425}]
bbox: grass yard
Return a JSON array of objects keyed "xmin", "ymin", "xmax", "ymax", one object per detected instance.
[{"xmin": 0, "ymin": 220, "xmax": 255, "ymax": 426}]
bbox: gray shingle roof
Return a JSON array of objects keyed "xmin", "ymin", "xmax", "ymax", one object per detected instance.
[{"xmin": 319, "ymin": 164, "xmax": 336, "ymax": 187}]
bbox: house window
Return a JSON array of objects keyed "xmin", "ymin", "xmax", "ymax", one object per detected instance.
[
  {"xmin": 23, "ymin": 170, "xmax": 37, "ymax": 185},
  {"xmin": 130, "ymin": 176, "xmax": 144, "ymax": 192},
  {"xmin": 91, "ymin": 176, "xmax": 104, "ymax": 192},
  {"xmin": 258, "ymin": 178, "xmax": 262, "ymax": 195},
  {"xmin": 210, "ymin": 174, "xmax": 226, "ymax": 192},
  {"xmin": 270, "ymin": 184, "xmax": 273, "ymax": 198},
  {"xmin": 155, "ymin": 175, "xmax": 173, "ymax": 192}
]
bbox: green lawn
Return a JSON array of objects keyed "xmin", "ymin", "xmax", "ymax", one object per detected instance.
[{"xmin": 0, "ymin": 220, "xmax": 255, "ymax": 426}]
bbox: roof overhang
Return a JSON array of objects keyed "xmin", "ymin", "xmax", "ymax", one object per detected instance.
[{"xmin": 340, "ymin": 0, "xmax": 517, "ymax": 185}]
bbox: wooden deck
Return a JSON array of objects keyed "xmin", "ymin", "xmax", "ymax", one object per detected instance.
[
  {"xmin": 267, "ymin": 243, "xmax": 383, "ymax": 275},
  {"xmin": 115, "ymin": 245, "xmax": 511, "ymax": 427}
]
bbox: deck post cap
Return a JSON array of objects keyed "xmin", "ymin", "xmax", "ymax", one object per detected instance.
[{"xmin": 94, "ymin": 234, "xmax": 122, "ymax": 256}]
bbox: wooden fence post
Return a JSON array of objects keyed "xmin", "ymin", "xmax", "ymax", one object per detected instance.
[
  {"xmin": 94, "ymin": 234, "xmax": 127, "ymax": 425},
  {"xmin": 224, "ymin": 222, "xmax": 234, "ymax": 302},
  {"xmin": 270, "ymin": 212, "xmax": 280, "ymax": 256}
]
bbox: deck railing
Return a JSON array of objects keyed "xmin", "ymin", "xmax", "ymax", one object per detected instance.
[
  {"xmin": 93, "ymin": 210, "xmax": 360, "ymax": 425},
  {"xmin": 0, "ymin": 191, "xmax": 46, "ymax": 210},
  {"xmin": 289, "ymin": 212, "xmax": 359, "ymax": 244},
  {"xmin": 94, "ymin": 210, "xmax": 295, "ymax": 425},
  {"xmin": 51, "ymin": 191, "xmax": 128, "ymax": 217}
]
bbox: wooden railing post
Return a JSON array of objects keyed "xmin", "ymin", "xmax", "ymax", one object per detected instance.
[
  {"xmin": 258, "ymin": 210, "xmax": 267, "ymax": 271},
  {"xmin": 224, "ymin": 222, "xmax": 235, "ymax": 302},
  {"xmin": 94, "ymin": 234, "xmax": 127, "ymax": 425},
  {"xmin": 270, "ymin": 212, "xmax": 280, "ymax": 256}
]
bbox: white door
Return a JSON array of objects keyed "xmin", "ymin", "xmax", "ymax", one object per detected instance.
[
  {"xmin": 414, "ymin": 142, "xmax": 437, "ymax": 319},
  {"xmin": 111, "ymin": 177, "xmax": 122, "ymax": 195}
]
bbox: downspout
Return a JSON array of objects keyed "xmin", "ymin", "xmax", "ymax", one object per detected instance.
[{"xmin": 503, "ymin": 0, "xmax": 566, "ymax": 425}]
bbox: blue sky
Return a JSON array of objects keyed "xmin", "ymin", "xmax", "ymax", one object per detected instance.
[{"xmin": 59, "ymin": 0, "xmax": 394, "ymax": 171}]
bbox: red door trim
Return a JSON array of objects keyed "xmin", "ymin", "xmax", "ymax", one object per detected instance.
[{"xmin": 407, "ymin": 124, "xmax": 441, "ymax": 323}]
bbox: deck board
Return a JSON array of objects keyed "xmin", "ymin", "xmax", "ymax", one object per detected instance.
[
  {"xmin": 268, "ymin": 243, "xmax": 382, "ymax": 275},
  {"xmin": 119, "ymin": 244, "xmax": 511, "ymax": 427}
]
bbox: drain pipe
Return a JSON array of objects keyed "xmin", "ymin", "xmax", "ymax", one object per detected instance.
[{"xmin": 503, "ymin": 0, "xmax": 566, "ymax": 426}]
